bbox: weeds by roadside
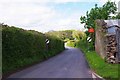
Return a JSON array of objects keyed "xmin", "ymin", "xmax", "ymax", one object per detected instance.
[{"xmin": 75, "ymin": 41, "xmax": 119, "ymax": 80}]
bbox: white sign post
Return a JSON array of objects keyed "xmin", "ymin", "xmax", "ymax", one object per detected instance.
[
  {"xmin": 87, "ymin": 37, "xmax": 92, "ymax": 43},
  {"xmin": 45, "ymin": 39, "xmax": 50, "ymax": 51},
  {"xmin": 45, "ymin": 39, "xmax": 50, "ymax": 44},
  {"xmin": 87, "ymin": 37, "xmax": 92, "ymax": 51}
]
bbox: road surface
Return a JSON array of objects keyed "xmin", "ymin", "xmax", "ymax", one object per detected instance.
[{"xmin": 8, "ymin": 47, "xmax": 92, "ymax": 78}]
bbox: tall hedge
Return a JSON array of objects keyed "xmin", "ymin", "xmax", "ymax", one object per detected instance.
[{"xmin": 2, "ymin": 25, "xmax": 65, "ymax": 74}]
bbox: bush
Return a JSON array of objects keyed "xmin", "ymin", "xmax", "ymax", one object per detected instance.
[
  {"xmin": 83, "ymin": 51, "xmax": 119, "ymax": 79},
  {"xmin": 2, "ymin": 25, "xmax": 65, "ymax": 74},
  {"xmin": 76, "ymin": 38, "xmax": 94, "ymax": 51},
  {"xmin": 75, "ymin": 38, "xmax": 119, "ymax": 79},
  {"xmin": 66, "ymin": 40, "xmax": 76, "ymax": 47}
]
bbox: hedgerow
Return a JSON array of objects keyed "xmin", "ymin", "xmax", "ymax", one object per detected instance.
[{"xmin": 2, "ymin": 24, "xmax": 65, "ymax": 74}]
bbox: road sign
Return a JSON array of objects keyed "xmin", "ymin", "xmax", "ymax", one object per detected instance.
[
  {"xmin": 87, "ymin": 37, "xmax": 92, "ymax": 42},
  {"xmin": 45, "ymin": 39, "xmax": 50, "ymax": 44},
  {"xmin": 88, "ymin": 28, "xmax": 94, "ymax": 33}
]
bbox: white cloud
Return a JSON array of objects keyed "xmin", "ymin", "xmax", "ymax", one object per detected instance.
[
  {"xmin": 1, "ymin": 0, "xmax": 117, "ymax": 32},
  {"xmin": 99, "ymin": 0, "xmax": 120, "ymax": 3},
  {"xmin": 0, "ymin": 0, "xmax": 109, "ymax": 4},
  {"xmin": 0, "ymin": 0, "xmax": 86, "ymax": 32},
  {"xmin": 98, "ymin": 0, "xmax": 120, "ymax": 6},
  {"xmin": 0, "ymin": 2, "xmax": 56, "ymax": 29}
]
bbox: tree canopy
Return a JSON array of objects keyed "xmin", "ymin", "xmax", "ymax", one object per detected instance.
[
  {"xmin": 45, "ymin": 30, "xmax": 74, "ymax": 40},
  {"xmin": 72, "ymin": 30, "xmax": 86, "ymax": 40},
  {"xmin": 80, "ymin": 1, "xmax": 117, "ymax": 29},
  {"xmin": 113, "ymin": 12, "xmax": 120, "ymax": 19}
]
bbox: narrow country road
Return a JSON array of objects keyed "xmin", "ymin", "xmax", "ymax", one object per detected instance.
[{"xmin": 8, "ymin": 47, "xmax": 92, "ymax": 78}]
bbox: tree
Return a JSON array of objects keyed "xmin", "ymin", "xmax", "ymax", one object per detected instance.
[
  {"xmin": 45, "ymin": 30, "xmax": 74, "ymax": 40},
  {"xmin": 115, "ymin": 12, "xmax": 120, "ymax": 19},
  {"xmin": 80, "ymin": 1, "xmax": 117, "ymax": 48},
  {"xmin": 72, "ymin": 30, "xmax": 86, "ymax": 40},
  {"xmin": 80, "ymin": 1, "xmax": 117, "ymax": 29}
]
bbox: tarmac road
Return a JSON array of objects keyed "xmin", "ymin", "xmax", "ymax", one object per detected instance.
[{"xmin": 8, "ymin": 47, "xmax": 92, "ymax": 78}]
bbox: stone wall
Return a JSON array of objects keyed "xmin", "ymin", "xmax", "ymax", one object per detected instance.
[
  {"xmin": 95, "ymin": 20, "xmax": 120, "ymax": 63},
  {"xmin": 95, "ymin": 20, "xmax": 107, "ymax": 59}
]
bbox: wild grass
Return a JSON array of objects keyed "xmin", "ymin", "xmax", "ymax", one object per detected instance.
[{"xmin": 75, "ymin": 41, "xmax": 119, "ymax": 80}]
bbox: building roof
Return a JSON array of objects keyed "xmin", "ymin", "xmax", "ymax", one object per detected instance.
[{"xmin": 104, "ymin": 20, "xmax": 120, "ymax": 27}]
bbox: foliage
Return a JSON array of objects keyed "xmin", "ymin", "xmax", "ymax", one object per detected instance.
[
  {"xmin": 80, "ymin": 1, "xmax": 117, "ymax": 49},
  {"xmin": 45, "ymin": 30, "xmax": 74, "ymax": 40},
  {"xmin": 80, "ymin": 1, "xmax": 117, "ymax": 29},
  {"xmin": 75, "ymin": 40, "xmax": 119, "ymax": 80},
  {"xmin": 86, "ymin": 51, "xmax": 119, "ymax": 79},
  {"xmin": 66, "ymin": 40, "xmax": 76, "ymax": 47},
  {"xmin": 64, "ymin": 38, "xmax": 70, "ymax": 42},
  {"xmin": 76, "ymin": 37, "xmax": 94, "ymax": 51},
  {"xmin": 115, "ymin": 12, "xmax": 120, "ymax": 19},
  {"xmin": 84, "ymin": 30, "xmax": 89, "ymax": 37},
  {"xmin": 2, "ymin": 24, "xmax": 65, "ymax": 74},
  {"xmin": 72, "ymin": 30, "xmax": 86, "ymax": 40}
]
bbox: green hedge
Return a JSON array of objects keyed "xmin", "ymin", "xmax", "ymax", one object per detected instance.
[
  {"xmin": 66, "ymin": 40, "xmax": 76, "ymax": 47},
  {"xmin": 2, "ymin": 25, "xmax": 65, "ymax": 74}
]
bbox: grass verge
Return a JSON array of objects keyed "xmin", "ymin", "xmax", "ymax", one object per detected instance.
[{"xmin": 75, "ymin": 41, "xmax": 119, "ymax": 80}]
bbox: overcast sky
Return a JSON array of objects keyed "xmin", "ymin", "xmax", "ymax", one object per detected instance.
[{"xmin": 0, "ymin": 0, "xmax": 119, "ymax": 32}]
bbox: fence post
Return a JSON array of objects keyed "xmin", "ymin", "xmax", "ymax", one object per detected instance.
[{"xmin": 116, "ymin": 28, "xmax": 120, "ymax": 63}]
